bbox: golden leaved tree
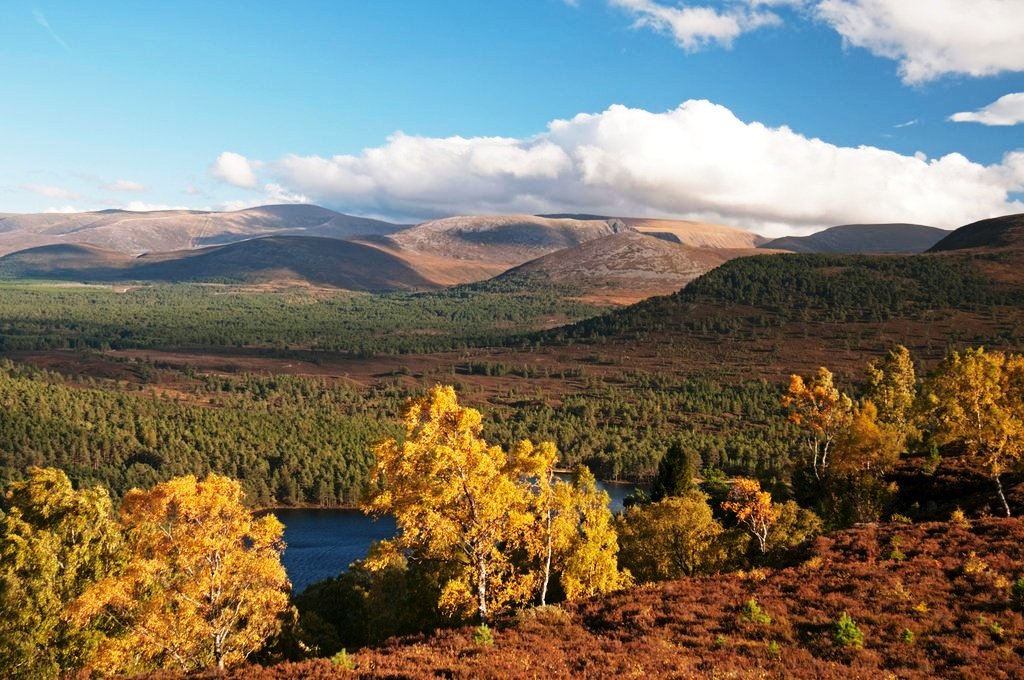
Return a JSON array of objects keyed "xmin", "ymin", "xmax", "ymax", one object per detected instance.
[
  {"xmin": 617, "ymin": 492, "xmax": 727, "ymax": 581},
  {"xmin": 365, "ymin": 386, "xmax": 627, "ymax": 621},
  {"xmin": 722, "ymin": 478, "xmax": 777, "ymax": 554},
  {"xmin": 364, "ymin": 386, "xmax": 534, "ymax": 623},
  {"xmin": 70, "ymin": 474, "xmax": 290, "ymax": 674},
  {"xmin": 864, "ymin": 344, "xmax": 918, "ymax": 437},
  {"xmin": 512, "ymin": 441, "xmax": 629, "ymax": 605},
  {"xmin": 924, "ymin": 347, "xmax": 1024, "ymax": 517},
  {"xmin": 556, "ymin": 467, "xmax": 631, "ymax": 601},
  {"xmin": 0, "ymin": 468, "xmax": 125, "ymax": 680},
  {"xmin": 782, "ymin": 367, "xmax": 854, "ymax": 481}
]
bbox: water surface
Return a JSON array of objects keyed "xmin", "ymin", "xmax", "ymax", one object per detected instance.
[
  {"xmin": 275, "ymin": 478, "xmax": 636, "ymax": 593},
  {"xmin": 273, "ymin": 509, "xmax": 395, "ymax": 593}
]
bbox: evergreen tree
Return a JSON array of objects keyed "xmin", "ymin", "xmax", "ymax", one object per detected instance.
[{"xmin": 650, "ymin": 438, "xmax": 699, "ymax": 501}]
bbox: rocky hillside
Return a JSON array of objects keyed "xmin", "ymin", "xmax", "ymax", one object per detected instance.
[
  {"xmin": 387, "ymin": 214, "xmax": 632, "ymax": 267},
  {"xmin": 626, "ymin": 217, "xmax": 767, "ymax": 249},
  {"xmin": 498, "ymin": 231, "xmax": 738, "ymax": 303}
]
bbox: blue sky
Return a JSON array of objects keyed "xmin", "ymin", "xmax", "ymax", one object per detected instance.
[{"xmin": 2, "ymin": 1, "xmax": 1023, "ymax": 233}]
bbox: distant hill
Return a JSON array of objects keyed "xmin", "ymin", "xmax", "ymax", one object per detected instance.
[
  {"xmin": 0, "ymin": 243, "xmax": 137, "ymax": 279},
  {"xmin": 387, "ymin": 215, "xmax": 631, "ymax": 268},
  {"xmin": 760, "ymin": 223, "xmax": 948, "ymax": 253},
  {"xmin": 929, "ymin": 213, "xmax": 1024, "ymax": 252},
  {"xmin": 0, "ymin": 205, "xmax": 401, "ymax": 256},
  {"xmin": 538, "ymin": 212, "xmax": 1024, "ymax": 380},
  {"xmin": 498, "ymin": 231, "xmax": 736, "ymax": 303},
  {"xmin": 0, "ymin": 236, "xmax": 438, "ymax": 291}
]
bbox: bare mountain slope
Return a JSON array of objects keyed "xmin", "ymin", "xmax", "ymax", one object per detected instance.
[
  {"xmin": 498, "ymin": 231, "xmax": 745, "ymax": 303},
  {"xmin": 387, "ymin": 215, "xmax": 631, "ymax": 267},
  {"xmin": 0, "ymin": 205, "xmax": 401, "ymax": 256},
  {"xmin": 625, "ymin": 217, "xmax": 767, "ymax": 249},
  {"xmin": 0, "ymin": 236, "xmax": 438, "ymax": 291},
  {"xmin": 0, "ymin": 243, "xmax": 137, "ymax": 279},
  {"xmin": 761, "ymin": 223, "xmax": 948, "ymax": 253}
]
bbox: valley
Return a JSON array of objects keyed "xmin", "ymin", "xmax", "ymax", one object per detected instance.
[
  {"xmin": 8, "ymin": 6, "xmax": 1023, "ymax": 677},
  {"xmin": 2, "ymin": 206, "xmax": 1023, "ymax": 679}
]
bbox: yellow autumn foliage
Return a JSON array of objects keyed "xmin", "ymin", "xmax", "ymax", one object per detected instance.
[{"xmin": 70, "ymin": 474, "xmax": 289, "ymax": 674}]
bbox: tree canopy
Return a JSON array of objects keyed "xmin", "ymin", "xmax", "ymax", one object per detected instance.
[
  {"xmin": 364, "ymin": 385, "xmax": 626, "ymax": 622},
  {"xmin": 923, "ymin": 347, "xmax": 1024, "ymax": 517},
  {"xmin": 0, "ymin": 468, "xmax": 124, "ymax": 680},
  {"xmin": 71, "ymin": 474, "xmax": 290, "ymax": 673}
]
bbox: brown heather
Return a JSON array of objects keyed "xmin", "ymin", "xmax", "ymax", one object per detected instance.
[{"xmin": 194, "ymin": 518, "xmax": 1024, "ymax": 679}]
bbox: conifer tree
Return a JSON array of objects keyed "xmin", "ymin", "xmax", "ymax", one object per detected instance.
[{"xmin": 650, "ymin": 438, "xmax": 699, "ymax": 501}]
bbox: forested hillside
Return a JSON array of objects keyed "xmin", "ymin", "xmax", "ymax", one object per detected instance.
[
  {"xmin": 0, "ymin": 362, "xmax": 397, "ymax": 505},
  {"xmin": 0, "ymin": 280, "xmax": 597, "ymax": 353},
  {"xmin": 0, "ymin": 360, "xmax": 803, "ymax": 503}
]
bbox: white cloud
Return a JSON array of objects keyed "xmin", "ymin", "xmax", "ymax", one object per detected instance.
[
  {"xmin": 103, "ymin": 179, "xmax": 147, "ymax": 192},
  {"xmin": 263, "ymin": 183, "xmax": 310, "ymax": 205},
  {"xmin": 605, "ymin": 1, "xmax": 1024, "ymax": 83},
  {"xmin": 24, "ymin": 184, "xmax": 79, "ymax": 200},
  {"xmin": 610, "ymin": 0, "xmax": 781, "ymax": 50},
  {"xmin": 951, "ymin": 93, "xmax": 1024, "ymax": 127},
  {"xmin": 1002, "ymin": 150, "xmax": 1024, "ymax": 189},
  {"xmin": 214, "ymin": 100, "xmax": 1024, "ymax": 234},
  {"xmin": 816, "ymin": 0, "xmax": 1024, "ymax": 83},
  {"xmin": 43, "ymin": 205, "xmax": 80, "ymax": 214},
  {"xmin": 209, "ymin": 151, "xmax": 260, "ymax": 188}
]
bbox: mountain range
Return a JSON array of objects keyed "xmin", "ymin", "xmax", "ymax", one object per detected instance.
[
  {"xmin": 0, "ymin": 204, "xmax": 980, "ymax": 299},
  {"xmin": 0, "ymin": 204, "xmax": 401, "ymax": 257}
]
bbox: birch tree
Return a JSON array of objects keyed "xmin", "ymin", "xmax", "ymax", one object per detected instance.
[
  {"xmin": 71, "ymin": 474, "xmax": 290, "ymax": 674},
  {"xmin": 923, "ymin": 347, "xmax": 1024, "ymax": 517},
  {"xmin": 722, "ymin": 478, "xmax": 777, "ymax": 554},
  {"xmin": 782, "ymin": 367, "xmax": 854, "ymax": 481},
  {"xmin": 364, "ymin": 386, "xmax": 533, "ymax": 623}
]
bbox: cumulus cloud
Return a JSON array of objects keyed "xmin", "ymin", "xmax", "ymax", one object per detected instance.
[
  {"xmin": 24, "ymin": 184, "xmax": 79, "ymax": 200},
  {"xmin": 43, "ymin": 205, "xmax": 80, "ymax": 214},
  {"xmin": 610, "ymin": 0, "xmax": 781, "ymax": 50},
  {"xmin": 951, "ymin": 93, "xmax": 1024, "ymax": 126},
  {"xmin": 263, "ymin": 183, "xmax": 310, "ymax": 205},
  {"xmin": 103, "ymin": 179, "xmax": 146, "ymax": 192},
  {"xmin": 210, "ymin": 151, "xmax": 260, "ymax": 188},
  {"xmin": 213, "ymin": 100, "xmax": 1024, "ymax": 234},
  {"xmin": 606, "ymin": 1, "xmax": 1024, "ymax": 83},
  {"xmin": 814, "ymin": 0, "xmax": 1024, "ymax": 83}
]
